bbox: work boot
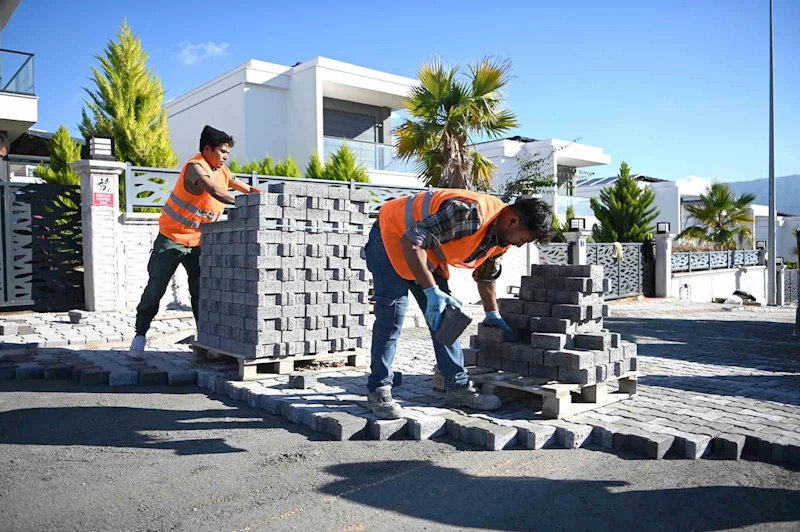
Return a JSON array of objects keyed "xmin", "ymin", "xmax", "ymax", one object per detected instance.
[
  {"xmin": 129, "ymin": 335, "xmax": 147, "ymax": 353},
  {"xmin": 367, "ymin": 385, "xmax": 402, "ymax": 420},
  {"xmin": 445, "ymin": 383, "xmax": 502, "ymax": 411}
]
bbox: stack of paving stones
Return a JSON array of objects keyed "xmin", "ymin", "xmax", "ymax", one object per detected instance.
[
  {"xmin": 465, "ymin": 264, "xmax": 638, "ymax": 386},
  {"xmin": 195, "ymin": 182, "xmax": 370, "ymax": 361}
]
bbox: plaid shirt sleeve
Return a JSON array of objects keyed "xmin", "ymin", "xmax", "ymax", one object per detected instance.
[
  {"xmin": 403, "ymin": 199, "xmax": 482, "ymax": 249},
  {"xmin": 473, "ymin": 252, "xmax": 504, "ymax": 283}
]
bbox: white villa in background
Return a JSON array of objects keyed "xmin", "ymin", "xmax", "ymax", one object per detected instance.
[{"xmin": 166, "ymin": 56, "xmax": 422, "ymax": 187}]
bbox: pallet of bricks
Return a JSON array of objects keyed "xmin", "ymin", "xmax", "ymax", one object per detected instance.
[
  {"xmin": 194, "ymin": 182, "xmax": 371, "ymax": 380},
  {"xmin": 464, "ymin": 264, "xmax": 639, "ymax": 418}
]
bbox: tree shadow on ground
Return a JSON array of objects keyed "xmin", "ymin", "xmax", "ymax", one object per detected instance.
[
  {"xmin": 607, "ymin": 317, "xmax": 800, "ymax": 372},
  {"xmin": 319, "ymin": 460, "xmax": 800, "ymax": 531},
  {"xmin": 0, "ymin": 381, "xmax": 328, "ymax": 455}
]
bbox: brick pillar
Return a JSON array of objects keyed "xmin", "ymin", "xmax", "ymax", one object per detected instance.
[
  {"xmin": 655, "ymin": 232, "xmax": 675, "ymax": 298},
  {"xmin": 564, "ymin": 230, "xmax": 592, "ymax": 265},
  {"xmin": 73, "ymin": 159, "xmax": 128, "ymax": 311}
]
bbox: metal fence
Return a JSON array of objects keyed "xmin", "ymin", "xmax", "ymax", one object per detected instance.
[
  {"xmin": 0, "ymin": 182, "xmax": 83, "ymax": 310},
  {"xmin": 672, "ymin": 250, "xmax": 761, "ymax": 272},
  {"xmin": 786, "ymin": 269, "xmax": 798, "ymax": 305},
  {"xmin": 124, "ymin": 165, "xmax": 428, "ymax": 215}
]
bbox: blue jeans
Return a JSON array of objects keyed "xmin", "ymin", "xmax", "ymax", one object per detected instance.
[{"xmin": 365, "ymin": 222, "xmax": 469, "ymax": 392}]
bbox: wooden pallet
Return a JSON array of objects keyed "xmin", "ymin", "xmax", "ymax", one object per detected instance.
[
  {"xmin": 192, "ymin": 342, "xmax": 368, "ymax": 381},
  {"xmin": 433, "ymin": 365, "xmax": 637, "ymax": 419}
]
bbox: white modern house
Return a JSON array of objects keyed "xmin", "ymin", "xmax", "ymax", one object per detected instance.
[
  {"xmin": 166, "ymin": 56, "xmax": 424, "ymax": 186},
  {"xmin": 474, "ymin": 136, "xmax": 611, "ymax": 225},
  {"xmin": 0, "ymin": 0, "xmax": 38, "ymax": 180}
]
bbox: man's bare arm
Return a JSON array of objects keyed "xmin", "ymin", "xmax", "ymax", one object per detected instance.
[
  {"xmin": 476, "ymin": 281, "xmax": 498, "ymax": 312},
  {"xmin": 195, "ymin": 174, "xmax": 236, "ymax": 204}
]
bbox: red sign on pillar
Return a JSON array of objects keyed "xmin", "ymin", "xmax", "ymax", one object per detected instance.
[{"xmin": 91, "ymin": 174, "xmax": 114, "ymax": 207}]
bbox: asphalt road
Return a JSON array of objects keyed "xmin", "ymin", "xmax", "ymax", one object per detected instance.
[{"xmin": 1, "ymin": 380, "xmax": 799, "ymax": 532}]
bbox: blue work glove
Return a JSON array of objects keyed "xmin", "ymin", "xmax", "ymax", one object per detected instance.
[
  {"xmin": 423, "ymin": 286, "xmax": 460, "ymax": 331},
  {"xmin": 482, "ymin": 311, "xmax": 519, "ymax": 342}
]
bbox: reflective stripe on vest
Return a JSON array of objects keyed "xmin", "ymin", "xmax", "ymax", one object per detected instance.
[
  {"xmin": 162, "ymin": 202, "xmax": 200, "ymax": 229},
  {"xmin": 404, "ymin": 190, "xmax": 448, "ymax": 272},
  {"xmin": 167, "ymin": 191, "xmax": 218, "ymax": 221}
]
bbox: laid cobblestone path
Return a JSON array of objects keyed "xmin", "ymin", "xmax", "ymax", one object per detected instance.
[{"xmin": 1, "ymin": 301, "xmax": 798, "ymax": 464}]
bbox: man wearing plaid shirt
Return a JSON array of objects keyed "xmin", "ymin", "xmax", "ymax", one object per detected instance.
[{"xmin": 365, "ymin": 191, "xmax": 555, "ymax": 419}]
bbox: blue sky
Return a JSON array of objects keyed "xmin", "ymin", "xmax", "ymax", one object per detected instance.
[{"xmin": 4, "ymin": 0, "xmax": 798, "ymax": 182}]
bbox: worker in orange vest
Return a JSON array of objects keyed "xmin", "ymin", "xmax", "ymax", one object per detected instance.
[
  {"xmin": 130, "ymin": 126, "xmax": 260, "ymax": 352},
  {"xmin": 365, "ymin": 189, "xmax": 555, "ymax": 418}
]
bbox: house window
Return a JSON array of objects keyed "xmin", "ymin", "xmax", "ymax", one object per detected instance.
[{"xmin": 323, "ymin": 109, "xmax": 377, "ymax": 143}]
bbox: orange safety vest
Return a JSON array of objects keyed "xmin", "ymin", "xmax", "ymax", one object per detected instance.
[
  {"xmin": 378, "ymin": 189, "xmax": 510, "ymax": 280},
  {"xmin": 159, "ymin": 154, "xmax": 231, "ymax": 247}
]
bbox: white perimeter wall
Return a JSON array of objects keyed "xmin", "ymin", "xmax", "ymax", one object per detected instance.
[
  {"xmin": 118, "ymin": 215, "xmax": 192, "ymax": 313},
  {"xmin": 672, "ymin": 266, "xmax": 768, "ymax": 303}
]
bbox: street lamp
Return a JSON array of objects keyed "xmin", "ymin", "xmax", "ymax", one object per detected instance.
[
  {"xmin": 570, "ymin": 218, "xmax": 586, "ymax": 231},
  {"xmin": 768, "ymin": 0, "xmax": 777, "ymax": 305},
  {"xmin": 657, "ymin": 222, "xmax": 671, "ymax": 234},
  {"xmin": 756, "ymin": 240, "xmax": 767, "ymax": 249}
]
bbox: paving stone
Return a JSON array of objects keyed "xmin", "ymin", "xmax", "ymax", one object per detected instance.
[
  {"xmin": 168, "ymin": 370, "xmax": 196, "ymax": 386},
  {"xmin": 614, "ymin": 428, "xmax": 674, "ymax": 459},
  {"xmin": 138, "ymin": 368, "xmax": 168, "ymax": 386},
  {"xmin": 289, "ymin": 372, "xmax": 318, "ymax": 389},
  {"xmin": 14, "ymin": 363, "xmax": 44, "ymax": 379},
  {"xmin": 324, "ymin": 412, "xmax": 369, "ymax": 440},
  {"xmin": 43, "ymin": 364, "xmax": 73, "ymax": 380},
  {"xmin": 369, "ymin": 418, "xmax": 409, "ymax": 440},
  {"xmin": 544, "ymin": 420, "xmax": 593, "ymax": 448},
  {"xmin": 713, "ymin": 433, "xmax": 746, "ymax": 460},
  {"xmin": 771, "ymin": 436, "xmax": 800, "ymax": 465},
  {"xmin": 515, "ymin": 422, "xmax": 557, "ymax": 450},
  {"xmin": 109, "ymin": 370, "xmax": 140, "ymax": 386}
]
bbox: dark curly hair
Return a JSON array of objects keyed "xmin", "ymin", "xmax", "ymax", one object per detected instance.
[{"xmin": 510, "ymin": 197, "xmax": 556, "ymax": 243}]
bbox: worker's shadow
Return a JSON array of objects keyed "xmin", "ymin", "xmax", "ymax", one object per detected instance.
[{"xmin": 319, "ymin": 460, "xmax": 800, "ymax": 531}]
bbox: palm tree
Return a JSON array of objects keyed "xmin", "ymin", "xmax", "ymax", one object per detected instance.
[
  {"xmin": 395, "ymin": 57, "xmax": 518, "ymax": 190},
  {"xmin": 678, "ymin": 183, "xmax": 757, "ymax": 250}
]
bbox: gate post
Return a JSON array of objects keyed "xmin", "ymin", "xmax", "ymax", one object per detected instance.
[
  {"xmin": 565, "ymin": 229, "xmax": 592, "ymax": 265},
  {"xmin": 776, "ymin": 264, "xmax": 786, "ymax": 306},
  {"xmin": 73, "ymin": 157, "xmax": 127, "ymax": 312},
  {"xmin": 655, "ymin": 231, "xmax": 675, "ymax": 298}
]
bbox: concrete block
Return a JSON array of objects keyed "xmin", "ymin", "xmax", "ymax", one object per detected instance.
[
  {"xmin": 561, "ymin": 277, "xmax": 590, "ymax": 292},
  {"xmin": 109, "ymin": 370, "xmax": 139, "ymax": 386},
  {"xmin": 530, "ymin": 332, "xmax": 567, "ymax": 350},
  {"xmin": 477, "ymin": 323, "xmax": 506, "ymax": 342},
  {"xmin": 533, "ymin": 289, "xmax": 549, "ymax": 302},
  {"xmin": 653, "ymin": 426, "xmax": 712, "ymax": 459},
  {"xmin": 551, "ymin": 304, "xmax": 586, "ymax": 321},
  {"xmin": 771, "ymin": 436, "xmax": 800, "ymax": 465},
  {"xmin": 574, "ymin": 333, "xmax": 611, "ymax": 351},
  {"xmin": 557, "ymin": 367, "xmax": 596, "ymax": 385},
  {"xmin": 621, "ymin": 342, "xmax": 638, "ymax": 358},
  {"xmin": 168, "ymin": 370, "xmax": 196, "ymax": 386},
  {"xmin": 544, "ymin": 276, "xmax": 565, "ymax": 290},
  {"xmin": 523, "ymin": 302, "xmax": 551, "ymax": 317},
  {"xmin": 433, "ymin": 305, "xmax": 472, "ymax": 346},
  {"xmin": 559, "ymin": 265, "xmax": 604, "ymax": 278},
  {"xmin": 712, "ymin": 433, "xmax": 747, "ymax": 460},
  {"xmin": 614, "ymin": 428, "xmax": 674, "ymax": 459},
  {"xmin": 463, "ymin": 347, "xmax": 479, "ymax": 366},
  {"xmin": 509, "ymin": 345, "xmax": 544, "ymax": 364},
  {"xmin": 545, "ymin": 349, "xmax": 595, "ymax": 369},
  {"xmin": 544, "ymin": 420, "xmax": 593, "ymax": 448},
  {"xmin": 516, "ymin": 422, "xmax": 557, "ymax": 449},
  {"xmin": 529, "ymin": 317, "xmax": 575, "ymax": 334},
  {"xmin": 15, "ymin": 363, "xmax": 44, "ymax": 379},
  {"xmin": 0, "ymin": 322, "xmax": 18, "ymax": 335},
  {"xmin": 502, "ymin": 313, "xmax": 530, "ymax": 330},
  {"xmin": 531, "ymin": 264, "xmax": 561, "ymax": 277},
  {"xmin": 527, "ymin": 364, "xmax": 559, "ymax": 380},
  {"xmin": 369, "ymin": 418, "xmax": 409, "ymax": 440},
  {"xmin": 498, "ymin": 298, "xmax": 525, "ymax": 314},
  {"xmin": 288, "ymin": 372, "xmax": 318, "ymax": 389},
  {"xmin": 404, "ymin": 411, "xmax": 447, "ymax": 440}
]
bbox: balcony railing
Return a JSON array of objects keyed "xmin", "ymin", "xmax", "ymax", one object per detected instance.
[
  {"xmin": 0, "ymin": 49, "xmax": 35, "ymax": 96},
  {"xmin": 323, "ymin": 136, "xmax": 417, "ymax": 174}
]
